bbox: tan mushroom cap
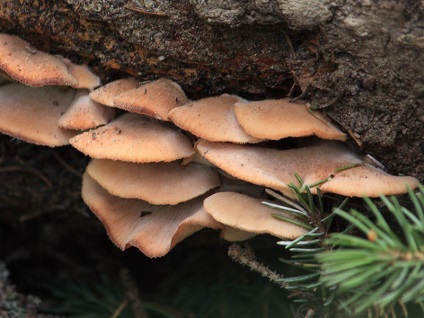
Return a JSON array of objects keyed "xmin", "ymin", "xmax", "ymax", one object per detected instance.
[
  {"xmin": 169, "ymin": 94, "xmax": 262, "ymax": 143},
  {"xmin": 196, "ymin": 140, "xmax": 362, "ymax": 194},
  {"xmin": 86, "ymin": 159, "xmax": 220, "ymax": 205},
  {"xmin": 70, "ymin": 112, "xmax": 194, "ymax": 162},
  {"xmin": 89, "ymin": 78, "xmax": 139, "ymax": 107},
  {"xmin": 58, "ymin": 90, "xmax": 116, "ymax": 130},
  {"xmin": 196, "ymin": 140, "xmax": 419, "ymax": 197},
  {"xmin": 58, "ymin": 57, "xmax": 101, "ymax": 90},
  {"xmin": 320, "ymin": 163, "xmax": 419, "ymax": 197},
  {"xmin": 0, "ymin": 34, "xmax": 77, "ymax": 87},
  {"xmin": 113, "ymin": 78, "xmax": 189, "ymax": 121},
  {"xmin": 0, "ymin": 83, "xmax": 77, "ymax": 146},
  {"xmin": 234, "ymin": 99, "xmax": 347, "ymax": 141},
  {"xmin": 82, "ymin": 173, "xmax": 222, "ymax": 258},
  {"xmin": 204, "ymin": 192, "xmax": 308, "ymax": 239}
]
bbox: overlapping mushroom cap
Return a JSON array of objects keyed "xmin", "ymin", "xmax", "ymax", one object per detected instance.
[
  {"xmin": 82, "ymin": 173, "xmax": 222, "ymax": 257},
  {"xmin": 0, "ymin": 33, "xmax": 105, "ymax": 146},
  {"xmin": 196, "ymin": 140, "xmax": 419, "ymax": 197},
  {"xmin": 234, "ymin": 99, "xmax": 347, "ymax": 141},
  {"xmin": 113, "ymin": 78, "xmax": 189, "ymax": 121},
  {"xmin": 58, "ymin": 56, "xmax": 101, "ymax": 90},
  {"xmin": 169, "ymin": 94, "xmax": 262, "ymax": 143},
  {"xmin": 85, "ymin": 159, "xmax": 220, "ymax": 205},
  {"xmin": 0, "ymin": 83, "xmax": 77, "ymax": 146},
  {"xmin": 0, "ymin": 34, "xmax": 77, "ymax": 87},
  {"xmin": 58, "ymin": 90, "xmax": 115, "ymax": 130},
  {"xmin": 70, "ymin": 112, "xmax": 194, "ymax": 162},
  {"xmin": 89, "ymin": 78, "xmax": 140, "ymax": 107},
  {"xmin": 204, "ymin": 192, "xmax": 308, "ymax": 240}
]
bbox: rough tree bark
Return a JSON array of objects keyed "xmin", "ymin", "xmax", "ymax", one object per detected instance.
[{"xmin": 0, "ymin": 0, "xmax": 423, "ymax": 180}]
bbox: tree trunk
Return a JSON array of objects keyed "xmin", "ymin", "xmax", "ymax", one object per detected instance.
[{"xmin": 0, "ymin": 0, "xmax": 423, "ymax": 180}]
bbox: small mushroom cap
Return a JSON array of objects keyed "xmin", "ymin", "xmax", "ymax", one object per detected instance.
[
  {"xmin": 70, "ymin": 112, "xmax": 194, "ymax": 162},
  {"xmin": 58, "ymin": 90, "xmax": 116, "ymax": 130},
  {"xmin": 234, "ymin": 99, "xmax": 347, "ymax": 141},
  {"xmin": 0, "ymin": 83, "xmax": 77, "ymax": 146},
  {"xmin": 204, "ymin": 192, "xmax": 308, "ymax": 239},
  {"xmin": 86, "ymin": 159, "xmax": 220, "ymax": 205},
  {"xmin": 0, "ymin": 34, "xmax": 77, "ymax": 87},
  {"xmin": 197, "ymin": 140, "xmax": 418, "ymax": 197},
  {"xmin": 82, "ymin": 173, "xmax": 222, "ymax": 257},
  {"xmin": 319, "ymin": 163, "xmax": 419, "ymax": 197},
  {"xmin": 89, "ymin": 78, "xmax": 139, "ymax": 107},
  {"xmin": 58, "ymin": 56, "xmax": 101, "ymax": 89},
  {"xmin": 169, "ymin": 94, "xmax": 262, "ymax": 143},
  {"xmin": 113, "ymin": 78, "xmax": 189, "ymax": 121}
]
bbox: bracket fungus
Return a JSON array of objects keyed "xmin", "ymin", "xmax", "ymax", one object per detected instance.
[
  {"xmin": 204, "ymin": 192, "xmax": 308, "ymax": 240},
  {"xmin": 58, "ymin": 57, "xmax": 101, "ymax": 90},
  {"xmin": 58, "ymin": 90, "xmax": 116, "ymax": 131},
  {"xmin": 82, "ymin": 173, "xmax": 222, "ymax": 258},
  {"xmin": 0, "ymin": 83, "xmax": 77, "ymax": 146},
  {"xmin": 112, "ymin": 78, "xmax": 189, "ymax": 121},
  {"xmin": 0, "ymin": 33, "xmax": 105, "ymax": 146},
  {"xmin": 85, "ymin": 159, "xmax": 220, "ymax": 205},
  {"xmin": 196, "ymin": 140, "xmax": 418, "ymax": 197},
  {"xmin": 0, "ymin": 33, "xmax": 419, "ymax": 259},
  {"xmin": 234, "ymin": 99, "xmax": 347, "ymax": 141},
  {"xmin": 89, "ymin": 78, "xmax": 140, "ymax": 107},
  {"xmin": 69, "ymin": 112, "xmax": 194, "ymax": 162},
  {"xmin": 0, "ymin": 34, "xmax": 77, "ymax": 87},
  {"xmin": 169, "ymin": 94, "xmax": 262, "ymax": 143}
]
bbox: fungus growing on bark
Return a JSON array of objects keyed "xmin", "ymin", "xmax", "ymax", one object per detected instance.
[
  {"xmin": 113, "ymin": 78, "xmax": 189, "ymax": 121},
  {"xmin": 0, "ymin": 83, "xmax": 77, "ymax": 146},
  {"xmin": 204, "ymin": 192, "xmax": 308, "ymax": 239},
  {"xmin": 58, "ymin": 90, "xmax": 115, "ymax": 130},
  {"xmin": 82, "ymin": 173, "xmax": 222, "ymax": 258},
  {"xmin": 196, "ymin": 140, "xmax": 418, "ymax": 197},
  {"xmin": 85, "ymin": 159, "xmax": 220, "ymax": 205},
  {"xmin": 0, "ymin": 34, "xmax": 77, "ymax": 87},
  {"xmin": 69, "ymin": 112, "xmax": 194, "ymax": 162},
  {"xmin": 169, "ymin": 94, "xmax": 262, "ymax": 143},
  {"xmin": 234, "ymin": 99, "xmax": 346, "ymax": 141},
  {"xmin": 89, "ymin": 78, "xmax": 139, "ymax": 107}
]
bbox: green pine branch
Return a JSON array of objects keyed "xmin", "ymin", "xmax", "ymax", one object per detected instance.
[
  {"xmin": 264, "ymin": 175, "xmax": 424, "ymax": 317},
  {"xmin": 316, "ymin": 184, "xmax": 424, "ymax": 316}
]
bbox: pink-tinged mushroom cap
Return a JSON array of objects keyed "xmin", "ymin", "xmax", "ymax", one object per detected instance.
[
  {"xmin": 169, "ymin": 94, "xmax": 262, "ymax": 143},
  {"xmin": 70, "ymin": 112, "xmax": 194, "ymax": 162},
  {"xmin": 319, "ymin": 164, "xmax": 419, "ymax": 197},
  {"xmin": 196, "ymin": 140, "xmax": 418, "ymax": 197},
  {"xmin": 196, "ymin": 140, "xmax": 361, "ymax": 194},
  {"xmin": 58, "ymin": 90, "xmax": 116, "ymax": 130},
  {"xmin": 113, "ymin": 78, "xmax": 189, "ymax": 121},
  {"xmin": 89, "ymin": 78, "xmax": 139, "ymax": 107},
  {"xmin": 204, "ymin": 192, "xmax": 308, "ymax": 239},
  {"xmin": 0, "ymin": 34, "xmax": 77, "ymax": 87},
  {"xmin": 58, "ymin": 56, "xmax": 101, "ymax": 90},
  {"xmin": 0, "ymin": 83, "xmax": 77, "ymax": 146},
  {"xmin": 234, "ymin": 99, "xmax": 347, "ymax": 141},
  {"xmin": 86, "ymin": 159, "xmax": 220, "ymax": 205},
  {"xmin": 82, "ymin": 173, "xmax": 222, "ymax": 258}
]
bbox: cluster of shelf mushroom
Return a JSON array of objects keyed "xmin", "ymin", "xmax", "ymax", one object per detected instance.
[{"xmin": 0, "ymin": 33, "xmax": 419, "ymax": 257}]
